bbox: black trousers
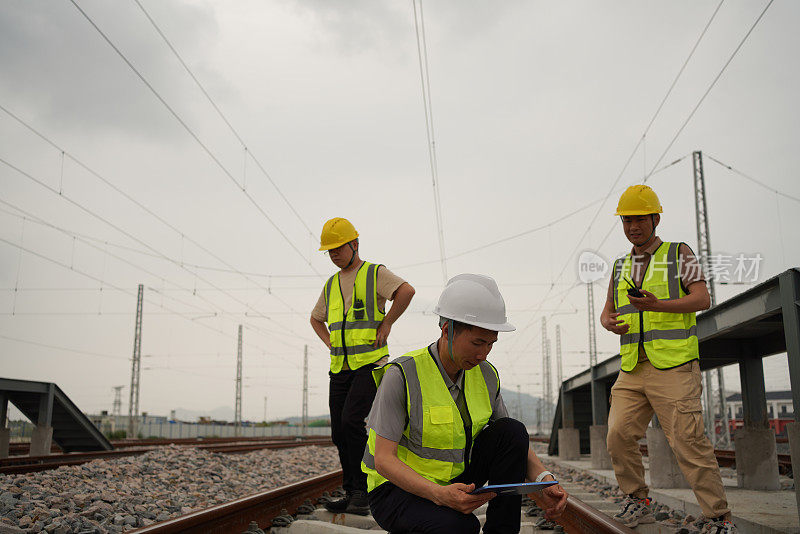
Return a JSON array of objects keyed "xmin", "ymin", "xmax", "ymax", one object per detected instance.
[
  {"xmin": 369, "ymin": 417, "xmax": 529, "ymax": 534},
  {"xmin": 329, "ymin": 363, "xmax": 378, "ymax": 493}
]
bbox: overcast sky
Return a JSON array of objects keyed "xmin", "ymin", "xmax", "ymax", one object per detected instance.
[{"xmin": 2, "ymin": 0, "xmax": 798, "ymax": 422}]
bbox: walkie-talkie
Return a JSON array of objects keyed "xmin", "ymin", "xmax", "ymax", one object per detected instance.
[
  {"xmin": 353, "ymin": 298, "xmax": 365, "ymax": 320},
  {"xmin": 624, "ymin": 277, "xmax": 644, "ymax": 298}
]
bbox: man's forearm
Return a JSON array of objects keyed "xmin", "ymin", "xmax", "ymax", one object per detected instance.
[
  {"xmin": 383, "ymin": 283, "xmax": 415, "ymax": 325},
  {"xmin": 654, "ymin": 291, "xmax": 709, "ymax": 314},
  {"xmin": 376, "ymin": 451, "xmax": 442, "ymax": 502},
  {"xmin": 526, "ymin": 447, "xmax": 554, "ymax": 482},
  {"xmin": 309, "ymin": 317, "xmax": 331, "ymax": 348}
]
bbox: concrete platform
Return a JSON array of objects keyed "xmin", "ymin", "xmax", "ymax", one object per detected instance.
[{"xmin": 541, "ymin": 453, "xmax": 799, "ymax": 534}]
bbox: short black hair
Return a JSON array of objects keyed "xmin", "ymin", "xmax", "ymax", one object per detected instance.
[{"xmin": 438, "ymin": 317, "xmax": 473, "ymax": 336}]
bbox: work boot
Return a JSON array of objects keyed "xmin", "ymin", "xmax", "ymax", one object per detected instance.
[
  {"xmin": 323, "ymin": 490, "xmax": 370, "ymax": 515},
  {"xmin": 613, "ymin": 496, "xmax": 655, "ymax": 527},
  {"xmin": 699, "ymin": 518, "xmax": 738, "ymax": 534},
  {"xmin": 323, "ymin": 492, "xmax": 351, "ymax": 513},
  {"xmin": 344, "ymin": 490, "xmax": 370, "ymax": 515}
]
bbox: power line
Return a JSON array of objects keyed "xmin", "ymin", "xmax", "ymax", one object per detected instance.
[
  {"xmin": 0, "ymin": 154, "xmax": 311, "ymax": 344},
  {"xmin": 0, "ymin": 199, "xmax": 314, "ymax": 347},
  {"xmin": 503, "ymin": 2, "xmax": 733, "ymax": 357},
  {"xmin": 705, "ymin": 154, "xmax": 800, "ymax": 204},
  {"xmin": 67, "ymin": 0, "xmax": 322, "ymax": 278},
  {"xmin": 0, "ymin": 234, "xmax": 299, "ymax": 365},
  {"xmin": 131, "ymin": 0, "xmax": 316, "ymax": 239},
  {"xmin": 643, "ymin": 0, "xmax": 775, "ymax": 184},
  {"xmin": 412, "ymin": 0, "xmax": 447, "ymax": 283},
  {"xmin": 511, "ymin": 0, "xmax": 777, "ymax": 349},
  {"xmin": 0, "ymin": 333, "xmax": 127, "ymax": 360},
  {"xmin": 0, "ymin": 103, "xmax": 316, "ymax": 323}
]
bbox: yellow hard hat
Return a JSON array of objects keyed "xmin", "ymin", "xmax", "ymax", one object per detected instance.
[
  {"xmin": 615, "ymin": 185, "xmax": 663, "ymax": 216},
  {"xmin": 319, "ymin": 217, "xmax": 359, "ymax": 251}
]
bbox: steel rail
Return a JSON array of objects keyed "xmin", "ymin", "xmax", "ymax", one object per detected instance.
[
  {"xmin": 6, "ymin": 435, "xmax": 320, "ymax": 455},
  {"xmin": 130, "ymin": 470, "xmax": 343, "ymax": 534},
  {"xmin": 639, "ymin": 444, "xmax": 792, "ymax": 474},
  {"xmin": 531, "ymin": 493, "xmax": 638, "ymax": 534}
]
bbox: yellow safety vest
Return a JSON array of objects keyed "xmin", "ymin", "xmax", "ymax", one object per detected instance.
[
  {"xmin": 612, "ymin": 241, "xmax": 699, "ymax": 372},
  {"xmin": 325, "ymin": 262, "xmax": 388, "ymax": 373},
  {"xmin": 361, "ymin": 346, "xmax": 498, "ymax": 493}
]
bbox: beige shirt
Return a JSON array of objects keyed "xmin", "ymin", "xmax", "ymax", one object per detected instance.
[
  {"xmin": 311, "ymin": 261, "xmax": 406, "ymax": 322},
  {"xmin": 606, "ymin": 237, "xmax": 706, "ymax": 362}
]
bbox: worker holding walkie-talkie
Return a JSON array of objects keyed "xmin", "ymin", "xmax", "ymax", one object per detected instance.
[
  {"xmin": 310, "ymin": 217, "xmax": 415, "ymax": 515},
  {"xmin": 600, "ymin": 186, "xmax": 736, "ymax": 534}
]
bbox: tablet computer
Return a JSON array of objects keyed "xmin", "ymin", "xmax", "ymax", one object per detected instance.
[{"xmin": 469, "ymin": 480, "xmax": 558, "ymax": 495}]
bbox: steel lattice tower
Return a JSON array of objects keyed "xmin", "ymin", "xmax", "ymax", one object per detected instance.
[
  {"xmin": 235, "ymin": 324, "xmax": 243, "ymax": 436},
  {"xmin": 302, "ymin": 345, "xmax": 309, "ymax": 432},
  {"xmin": 693, "ymin": 151, "xmax": 731, "ymax": 448},
  {"xmin": 112, "ymin": 386, "xmax": 123, "ymax": 417},
  {"xmin": 541, "ymin": 318, "xmax": 551, "ymax": 428},
  {"xmin": 555, "ymin": 325, "xmax": 563, "ymax": 404},
  {"xmin": 587, "ymin": 282, "xmax": 605, "ymax": 424},
  {"xmin": 128, "ymin": 284, "xmax": 143, "ymax": 438}
]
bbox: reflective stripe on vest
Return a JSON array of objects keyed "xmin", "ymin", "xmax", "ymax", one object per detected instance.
[
  {"xmin": 361, "ymin": 347, "xmax": 497, "ymax": 492},
  {"xmin": 612, "ymin": 241, "xmax": 699, "ymax": 372},
  {"xmin": 324, "ymin": 262, "xmax": 388, "ymax": 373}
]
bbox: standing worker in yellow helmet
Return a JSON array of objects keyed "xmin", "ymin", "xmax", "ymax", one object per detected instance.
[
  {"xmin": 599, "ymin": 185, "xmax": 736, "ymax": 533},
  {"xmin": 310, "ymin": 217, "xmax": 415, "ymax": 515}
]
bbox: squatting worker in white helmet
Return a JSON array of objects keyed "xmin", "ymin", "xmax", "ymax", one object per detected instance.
[
  {"xmin": 600, "ymin": 186, "xmax": 735, "ymax": 533},
  {"xmin": 361, "ymin": 274, "xmax": 568, "ymax": 533},
  {"xmin": 310, "ymin": 217, "xmax": 416, "ymax": 515}
]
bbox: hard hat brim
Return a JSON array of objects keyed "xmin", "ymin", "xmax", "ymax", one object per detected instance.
[
  {"xmin": 614, "ymin": 208, "xmax": 663, "ymax": 216},
  {"xmin": 439, "ymin": 313, "xmax": 516, "ymax": 332},
  {"xmin": 319, "ymin": 239, "xmax": 354, "ymax": 251}
]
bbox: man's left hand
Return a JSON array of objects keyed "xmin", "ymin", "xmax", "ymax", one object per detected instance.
[
  {"xmin": 540, "ymin": 482, "xmax": 568, "ymax": 520},
  {"xmin": 374, "ymin": 321, "xmax": 391, "ymax": 347},
  {"xmin": 628, "ymin": 289, "xmax": 661, "ymax": 312}
]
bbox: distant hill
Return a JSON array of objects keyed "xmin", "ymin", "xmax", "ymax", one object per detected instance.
[{"xmin": 499, "ymin": 387, "xmax": 555, "ymax": 433}]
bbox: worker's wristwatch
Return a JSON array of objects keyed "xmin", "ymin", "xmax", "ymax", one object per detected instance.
[{"xmin": 535, "ymin": 470, "xmax": 555, "ymax": 483}]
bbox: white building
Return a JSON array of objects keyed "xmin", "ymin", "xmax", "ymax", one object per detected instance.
[{"xmin": 725, "ymin": 390, "xmax": 793, "ymax": 421}]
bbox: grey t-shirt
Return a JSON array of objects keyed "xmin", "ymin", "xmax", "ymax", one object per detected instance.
[{"xmin": 366, "ymin": 342, "xmax": 509, "ymax": 442}]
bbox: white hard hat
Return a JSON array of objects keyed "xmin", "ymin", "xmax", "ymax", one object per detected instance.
[{"xmin": 434, "ymin": 274, "xmax": 515, "ymax": 332}]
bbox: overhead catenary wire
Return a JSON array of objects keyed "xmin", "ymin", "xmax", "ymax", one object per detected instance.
[
  {"xmin": 0, "ymin": 235, "xmax": 301, "ymax": 366},
  {"xmin": 508, "ymin": 2, "xmax": 774, "ymax": 359},
  {"xmin": 0, "ymin": 157, "xmax": 314, "ymax": 348},
  {"xmin": 412, "ymin": 0, "xmax": 447, "ymax": 283},
  {"xmin": 643, "ymin": 0, "xmax": 775, "ymax": 184},
  {"xmin": 0, "ymin": 103, "xmax": 317, "ymax": 323},
  {"xmin": 505, "ymin": 1, "xmax": 729, "ymax": 354},
  {"xmin": 67, "ymin": 0, "xmax": 322, "ymax": 278},
  {"xmin": 131, "ymin": 0, "xmax": 315, "ymax": 239}
]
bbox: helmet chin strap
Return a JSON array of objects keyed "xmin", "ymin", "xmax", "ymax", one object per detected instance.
[
  {"xmin": 343, "ymin": 242, "xmax": 357, "ymax": 269},
  {"xmin": 447, "ymin": 321, "xmax": 456, "ymax": 363}
]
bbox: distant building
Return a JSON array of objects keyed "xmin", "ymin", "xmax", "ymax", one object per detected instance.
[
  {"xmin": 724, "ymin": 390, "xmax": 793, "ymax": 436},
  {"xmin": 725, "ymin": 390, "xmax": 793, "ymax": 420}
]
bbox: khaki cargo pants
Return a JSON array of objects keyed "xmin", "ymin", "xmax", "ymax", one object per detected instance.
[{"xmin": 606, "ymin": 359, "xmax": 730, "ymax": 518}]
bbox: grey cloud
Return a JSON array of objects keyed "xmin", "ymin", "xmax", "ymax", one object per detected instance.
[{"xmin": 0, "ymin": 0, "xmax": 223, "ymax": 139}]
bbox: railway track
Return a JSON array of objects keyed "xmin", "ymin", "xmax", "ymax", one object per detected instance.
[
  {"xmin": 122, "ymin": 469, "xmax": 635, "ymax": 534},
  {"xmin": 0, "ymin": 437, "xmax": 333, "ymax": 475},
  {"xmin": 638, "ymin": 443, "xmax": 793, "ymax": 475},
  {"xmin": 130, "ymin": 470, "xmax": 343, "ymax": 534},
  {"xmin": 6, "ymin": 435, "xmax": 313, "ymax": 456}
]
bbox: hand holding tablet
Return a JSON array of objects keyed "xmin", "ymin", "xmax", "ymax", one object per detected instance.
[{"xmin": 469, "ymin": 480, "xmax": 559, "ymax": 496}]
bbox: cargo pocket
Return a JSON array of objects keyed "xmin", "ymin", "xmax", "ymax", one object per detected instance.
[{"xmin": 676, "ymin": 397, "xmax": 704, "ymax": 441}]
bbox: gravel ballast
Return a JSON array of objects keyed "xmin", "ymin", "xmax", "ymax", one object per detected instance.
[{"xmin": 0, "ymin": 445, "xmax": 339, "ymax": 533}]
